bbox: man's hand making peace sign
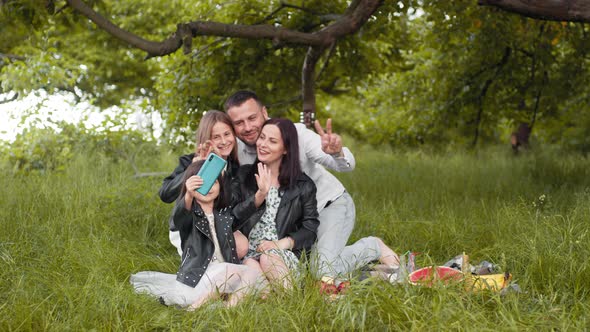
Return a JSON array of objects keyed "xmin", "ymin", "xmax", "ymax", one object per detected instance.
[{"xmin": 314, "ymin": 118, "xmax": 343, "ymax": 157}]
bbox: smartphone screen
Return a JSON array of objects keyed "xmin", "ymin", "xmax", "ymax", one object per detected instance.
[{"xmin": 196, "ymin": 153, "xmax": 227, "ymax": 195}]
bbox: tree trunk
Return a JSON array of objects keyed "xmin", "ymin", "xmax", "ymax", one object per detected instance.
[
  {"xmin": 478, "ymin": 0, "xmax": 590, "ymax": 23},
  {"xmin": 301, "ymin": 46, "xmax": 325, "ymax": 127}
]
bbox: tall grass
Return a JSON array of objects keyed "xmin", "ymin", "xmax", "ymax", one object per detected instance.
[{"xmin": 1, "ymin": 145, "xmax": 589, "ymax": 331}]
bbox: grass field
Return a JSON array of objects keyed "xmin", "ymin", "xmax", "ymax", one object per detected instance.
[{"xmin": 1, "ymin": 144, "xmax": 589, "ymax": 331}]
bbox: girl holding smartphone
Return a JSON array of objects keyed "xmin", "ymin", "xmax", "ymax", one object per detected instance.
[
  {"xmin": 131, "ymin": 160, "xmax": 266, "ymax": 309},
  {"xmin": 159, "ymin": 110, "xmax": 248, "ymax": 258}
]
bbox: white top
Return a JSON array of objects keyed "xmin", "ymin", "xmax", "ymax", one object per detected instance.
[
  {"xmin": 237, "ymin": 123, "xmax": 355, "ymax": 212},
  {"xmin": 205, "ymin": 213, "xmax": 225, "ymax": 263}
]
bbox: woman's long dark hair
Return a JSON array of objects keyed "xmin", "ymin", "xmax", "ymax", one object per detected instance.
[
  {"xmin": 247, "ymin": 118, "xmax": 301, "ymax": 189},
  {"xmin": 180, "ymin": 160, "xmax": 230, "ymax": 209}
]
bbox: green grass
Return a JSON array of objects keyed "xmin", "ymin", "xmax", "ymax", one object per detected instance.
[{"xmin": 1, "ymin": 145, "xmax": 590, "ymax": 331}]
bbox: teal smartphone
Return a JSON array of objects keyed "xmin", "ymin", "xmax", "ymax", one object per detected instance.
[{"xmin": 196, "ymin": 153, "xmax": 227, "ymax": 195}]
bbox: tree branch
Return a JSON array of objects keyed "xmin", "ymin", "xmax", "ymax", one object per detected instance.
[
  {"xmin": 0, "ymin": 92, "xmax": 18, "ymax": 104},
  {"xmin": 257, "ymin": 3, "xmax": 288, "ymax": 24},
  {"xmin": 345, "ymin": 0, "xmax": 364, "ymax": 16},
  {"xmin": 191, "ymin": 38, "xmax": 227, "ymax": 58},
  {"xmin": 66, "ymin": 0, "xmax": 330, "ymax": 58},
  {"xmin": 281, "ymin": 3, "xmax": 343, "ymax": 22},
  {"xmin": 55, "ymin": 3, "xmax": 69, "ymax": 15},
  {"xmin": 65, "ymin": 0, "xmax": 384, "ymax": 119},
  {"xmin": 301, "ymin": 45, "xmax": 325, "ymax": 127},
  {"xmin": 67, "ymin": 0, "xmax": 381, "ymax": 57},
  {"xmin": 185, "ymin": 21, "xmax": 326, "ymax": 47},
  {"xmin": 0, "ymin": 53, "xmax": 25, "ymax": 61},
  {"xmin": 478, "ymin": 0, "xmax": 590, "ymax": 23},
  {"xmin": 320, "ymin": 0, "xmax": 382, "ymax": 39},
  {"xmin": 281, "ymin": 3, "xmax": 324, "ymax": 16},
  {"xmin": 257, "ymin": 2, "xmax": 341, "ymax": 26},
  {"xmin": 299, "ymin": 0, "xmax": 382, "ymax": 125},
  {"xmin": 530, "ymin": 71, "xmax": 548, "ymax": 129},
  {"xmin": 472, "ymin": 46, "xmax": 512, "ymax": 147},
  {"xmin": 316, "ymin": 41, "xmax": 337, "ymax": 81},
  {"xmin": 56, "ymin": 86, "xmax": 82, "ymax": 103},
  {"xmin": 66, "ymin": 0, "xmax": 184, "ymax": 58}
]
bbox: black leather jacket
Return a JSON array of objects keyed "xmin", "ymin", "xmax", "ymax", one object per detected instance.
[
  {"xmin": 160, "ymin": 153, "xmax": 239, "ymax": 230},
  {"xmin": 159, "ymin": 153, "xmax": 195, "ymax": 204},
  {"xmin": 173, "ymin": 200, "xmax": 240, "ymax": 287},
  {"xmin": 231, "ymin": 165, "xmax": 319, "ymax": 258}
]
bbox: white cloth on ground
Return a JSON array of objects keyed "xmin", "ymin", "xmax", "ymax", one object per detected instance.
[{"xmin": 130, "ymin": 262, "xmax": 265, "ymax": 308}]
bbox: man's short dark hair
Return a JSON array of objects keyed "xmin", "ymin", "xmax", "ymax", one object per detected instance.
[{"xmin": 224, "ymin": 90, "xmax": 264, "ymax": 112}]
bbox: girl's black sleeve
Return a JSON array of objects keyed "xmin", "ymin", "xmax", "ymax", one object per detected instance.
[{"xmin": 159, "ymin": 154, "xmax": 194, "ymax": 203}]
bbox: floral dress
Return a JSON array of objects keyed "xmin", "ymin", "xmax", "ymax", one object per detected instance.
[{"xmin": 244, "ymin": 187, "xmax": 299, "ymax": 271}]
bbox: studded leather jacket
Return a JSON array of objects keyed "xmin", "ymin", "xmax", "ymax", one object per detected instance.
[
  {"xmin": 173, "ymin": 200, "xmax": 240, "ymax": 287},
  {"xmin": 159, "ymin": 153, "xmax": 240, "ymax": 231}
]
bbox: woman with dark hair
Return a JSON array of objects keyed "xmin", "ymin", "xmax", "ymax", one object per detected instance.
[
  {"xmin": 131, "ymin": 160, "xmax": 266, "ymax": 309},
  {"xmin": 232, "ymin": 118, "xmax": 319, "ymax": 289}
]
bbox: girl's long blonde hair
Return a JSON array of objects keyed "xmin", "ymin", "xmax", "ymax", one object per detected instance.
[{"xmin": 195, "ymin": 110, "xmax": 238, "ymax": 162}]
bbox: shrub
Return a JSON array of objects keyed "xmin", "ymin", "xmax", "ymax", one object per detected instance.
[{"xmin": 1, "ymin": 121, "xmax": 158, "ymax": 174}]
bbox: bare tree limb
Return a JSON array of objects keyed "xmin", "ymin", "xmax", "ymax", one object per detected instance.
[
  {"xmin": 66, "ymin": 0, "xmax": 184, "ymax": 57},
  {"xmin": 515, "ymin": 23, "xmax": 545, "ymax": 108},
  {"xmin": 65, "ymin": 0, "xmax": 384, "ymax": 120},
  {"xmin": 191, "ymin": 38, "xmax": 227, "ymax": 58},
  {"xmin": 0, "ymin": 53, "xmax": 25, "ymax": 61},
  {"xmin": 478, "ymin": 0, "xmax": 590, "ymax": 23},
  {"xmin": 257, "ymin": 2, "xmax": 342, "ymax": 25},
  {"xmin": 46, "ymin": 0, "xmax": 55, "ymax": 13},
  {"xmin": 472, "ymin": 46, "xmax": 512, "ymax": 147},
  {"xmin": 281, "ymin": 3, "xmax": 323, "ymax": 16},
  {"xmin": 55, "ymin": 3, "xmax": 69, "ymax": 15},
  {"xmin": 316, "ymin": 41, "xmax": 337, "ymax": 81},
  {"xmin": 345, "ymin": 0, "xmax": 364, "ymax": 16},
  {"xmin": 319, "ymin": 85, "xmax": 351, "ymax": 95},
  {"xmin": 281, "ymin": 3, "xmax": 343, "ymax": 22},
  {"xmin": 514, "ymin": 47, "xmax": 533, "ymax": 58},
  {"xmin": 257, "ymin": 3, "xmax": 288, "ymax": 23},
  {"xmin": 530, "ymin": 71, "xmax": 548, "ymax": 129},
  {"xmin": 299, "ymin": 0, "xmax": 382, "ymax": 126},
  {"xmin": 0, "ymin": 92, "xmax": 18, "ymax": 104},
  {"xmin": 66, "ymin": 0, "xmax": 330, "ymax": 58},
  {"xmin": 66, "ymin": 0, "xmax": 381, "ymax": 56},
  {"xmin": 56, "ymin": 86, "xmax": 82, "ymax": 103},
  {"xmin": 185, "ymin": 21, "xmax": 326, "ymax": 47},
  {"xmin": 302, "ymin": 46, "xmax": 325, "ymax": 127}
]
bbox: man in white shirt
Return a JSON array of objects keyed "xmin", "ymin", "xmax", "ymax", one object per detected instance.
[{"xmin": 224, "ymin": 90, "xmax": 392, "ymax": 279}]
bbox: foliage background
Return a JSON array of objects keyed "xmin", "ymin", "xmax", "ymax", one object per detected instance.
[{"xmin": 2, "ymin": 1, "xmax": 589, "ymax": 151}]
